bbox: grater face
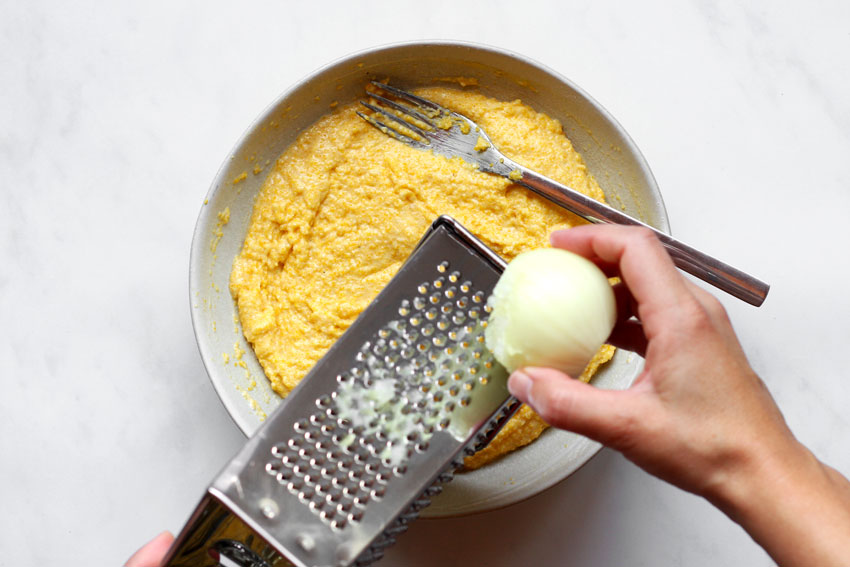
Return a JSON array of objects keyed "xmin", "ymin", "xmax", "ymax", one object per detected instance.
[{"xmin": 166, "ymin": 216, "xmax": 519, "ymax": 567}]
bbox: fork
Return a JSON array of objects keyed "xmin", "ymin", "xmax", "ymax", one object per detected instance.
[{"xmin": 358, "ymin": 81, "xmax": 769, "ymax": 307}]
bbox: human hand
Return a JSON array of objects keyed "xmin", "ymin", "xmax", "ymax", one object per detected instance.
[
  {"xmin": 124, "ymin": 531, "xmax": 173, "ymax": 567},
  {"xmin": 506, "ymin": 225, "xmax": 850, "ymax": 566},
  {"xmin": 507, "ymin": 224, "xmax": 794, "ymax": 497}
]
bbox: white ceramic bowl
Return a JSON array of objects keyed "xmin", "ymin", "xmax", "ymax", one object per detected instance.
[{"xmin": 189, "ymin": 41, "xmax": 668, "ymax": 517}]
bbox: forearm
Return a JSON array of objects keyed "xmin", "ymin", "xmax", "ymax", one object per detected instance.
[{"xmin": 710, "ymin": 438, "xmax": 850, "ymax": 566}]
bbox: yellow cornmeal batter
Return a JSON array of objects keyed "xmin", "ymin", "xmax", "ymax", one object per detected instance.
[{"xmin": 230, "ymin": 86, "xmax": 615, "ymax": 469}]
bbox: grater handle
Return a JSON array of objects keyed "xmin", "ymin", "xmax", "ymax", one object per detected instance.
[{"xmin": 159, "ymin": 491, "xmax": 294, "ymax": 567}]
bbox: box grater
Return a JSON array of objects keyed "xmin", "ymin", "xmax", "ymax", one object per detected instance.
[{"xmin": 163, "ymin": 216, "xmax": 522, "ymax": 567}]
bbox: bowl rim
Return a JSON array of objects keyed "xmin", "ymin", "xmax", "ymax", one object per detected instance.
[{"xmin": 188, "ymin": 39, "xmax": 667, "ymax": 514}]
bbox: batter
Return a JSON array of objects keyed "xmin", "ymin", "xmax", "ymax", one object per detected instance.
[{"xmin": 230, "ymin": 86, "xmax": 614, "ymax": 469}]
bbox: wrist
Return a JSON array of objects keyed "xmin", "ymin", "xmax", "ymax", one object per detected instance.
[
  {"xmin": 703, "ymin": 427, "xmax": 806, "ymax": 518},
  {"xmin": 707, "ymin": 432, "xmax": 850, "ymax": 566}
]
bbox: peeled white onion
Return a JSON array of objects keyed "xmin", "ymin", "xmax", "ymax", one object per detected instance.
[{"xmin": 484, "ymin": 247, "xmax": 617, "ymax": 376}]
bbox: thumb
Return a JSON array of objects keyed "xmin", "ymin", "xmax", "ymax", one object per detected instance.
[{"xmin": 508, "ymin": 367, "xmax": 639, "ymax": 447}]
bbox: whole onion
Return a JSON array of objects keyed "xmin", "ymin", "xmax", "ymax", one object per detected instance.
[{"xmin": 485, "ymin": 247, "xmax": 617, "ymax": 376}]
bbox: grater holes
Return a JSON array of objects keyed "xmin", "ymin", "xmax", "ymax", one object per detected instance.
[
  {"xmin": 332, "ymin": 372, "xmax": 351, "ymax": 388},
  {"xmin": 316, "ymin": 394, "xmax": 332, "ymax": 409},
  {"xmin": 437, "ymin": 260, "xmax": 449, "ymax": 273},
  {"xmin": 401, "ymin": 345, "xmax": 415, "ymax": 359},
  {"xmin": 326, "ymin": 491, "xmax": 342, "ymax": 505},
  {"xmin": 372, "ymin": 340, "xmax": 388, "ymax": 356},
  {"xmin": 265, "ymin": 461, "xmax": 282, "ymax": 475},
  {"xmin": 337, "ymin": 458, "xmax": 353, "ymax": 474},
  {"xmin": 384, "ymin": 352, "xmax": 400, "ymax": 367},
  {"xmin": 271, "ymin": 443, "xmax": 287, "ymax": 458},
  {"xmin": 277, "ymin": 262, "xmax": 503, "ymax": 531}
]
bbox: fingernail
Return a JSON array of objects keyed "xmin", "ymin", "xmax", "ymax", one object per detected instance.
[{"xmin": 508, "ymin": 371, "xmax": 532, "ymax": 400}]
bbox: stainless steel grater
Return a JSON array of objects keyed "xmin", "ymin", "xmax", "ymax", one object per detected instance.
[{"xmin": 164, "ymin": 215, "xmax": 522, "ymax": 567}]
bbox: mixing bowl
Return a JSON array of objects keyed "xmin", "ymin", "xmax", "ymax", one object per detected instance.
[{"xmin": 189, "ymin": 40, "xmax": 668, "ymax": 517}]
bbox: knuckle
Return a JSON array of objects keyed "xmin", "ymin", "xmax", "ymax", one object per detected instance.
[
  {"xmin": 631, "ymin": 226, "xmax": 659, "ymax": 246},
  {"xmin": 703, "ymin": 294, "xmax": 729, "ymax": 322},
  {"xmin": 678, "ymin": 297, "xmax": 716, "ymax": 335}
]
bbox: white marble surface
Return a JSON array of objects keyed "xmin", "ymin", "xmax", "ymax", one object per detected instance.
[{"xmin": 2, "ymin": 1, "xmax": 849, "ymax": 565}]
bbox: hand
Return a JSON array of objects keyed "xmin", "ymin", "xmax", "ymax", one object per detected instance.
[
  {"xmin": 506, "ymin": 224, "xmax": 850, "ymax": 567},
  {"xmin": 125, "ymin": 531, "xmax": 173, "ymax": 567}
]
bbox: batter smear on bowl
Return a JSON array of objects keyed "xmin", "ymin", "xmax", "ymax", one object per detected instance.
[{"xmin": 230, "ymin": 86, "xmax": 615, "ymax": 469}]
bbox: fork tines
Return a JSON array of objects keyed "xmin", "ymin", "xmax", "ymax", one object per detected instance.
[{"xmin": 357, "ymin": 81, "xmax": 451, "ymax": 147}]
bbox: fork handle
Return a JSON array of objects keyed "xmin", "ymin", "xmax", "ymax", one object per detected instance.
[{"xmin": 515, "ymin": 167, "xmax": 769, "ymax": 306}]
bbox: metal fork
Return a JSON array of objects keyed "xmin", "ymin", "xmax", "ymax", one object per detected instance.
[{"xmin": 358, "ymin": 81, "xmax": 769, "ymax": 307}]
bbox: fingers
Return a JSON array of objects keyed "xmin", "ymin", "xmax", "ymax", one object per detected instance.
[
  {"xmin": 551, "ymin": 225, "xmax": 694, "ymax": 339},
  {"xmin": 508, "ymin": 367, "xmax": 640, "ymax": 447},
  {"xmin": 125, "ymin": 531, "xmax": 175, "ymax": 567}
]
